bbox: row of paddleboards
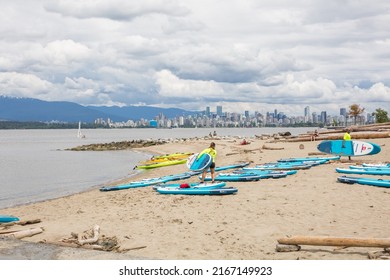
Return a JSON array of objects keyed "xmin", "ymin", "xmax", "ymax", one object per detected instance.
[
  {"xmin": 337, "ymin": 163, "xmax": 390, "ymax": 188},
  {"xmin": 100, "ymin": 162, "xmax": 250, "ymax": 192},
  {"xmin": 152, "ymin": 182, "xmax": 238, "ymax": 195}
]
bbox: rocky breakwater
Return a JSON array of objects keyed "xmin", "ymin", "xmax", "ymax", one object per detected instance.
[{"xmin": 67, "ymin": 139, "xmax": 169, "ymax": 151}]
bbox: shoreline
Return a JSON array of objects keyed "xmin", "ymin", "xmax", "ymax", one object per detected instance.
[{"xmin": 2, "ymin": 136, "xmax": 390, "ymax": 260}]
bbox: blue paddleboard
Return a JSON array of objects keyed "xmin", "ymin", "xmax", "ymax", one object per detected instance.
[
  {"xmin": 187, "ymin": 153, "xmax": 212, "ymax": 171},
  {"xmin": 317, "ymin": 140, "xmax": 381, "ymax": 156},
  {"xmin": 0, "ymin": 215, "xmax": 20, "ymax": 223},
  {"xmin": 338, "ymin": 176, "xmax": 390, "ymax": 188}
]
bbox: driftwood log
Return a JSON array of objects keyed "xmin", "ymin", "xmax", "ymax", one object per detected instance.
[
  {"xmin": 2, "ymin": 227, "xmax": 44, "ymax": 239},
  {"xmin": 278, "ymin": 236, "xmax": 390, "ymax": 248}
]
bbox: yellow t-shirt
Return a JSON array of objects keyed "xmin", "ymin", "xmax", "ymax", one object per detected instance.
[
  {"xmin": 199, "ymin": 148, "xmax": 217, "ymax": 162},
  {"xmin": 343, "ymin": 132, "xmax": 351, "ymax": 141}
]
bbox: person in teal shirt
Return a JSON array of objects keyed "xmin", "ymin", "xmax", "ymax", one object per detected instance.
[{"xmin": 199, "ymin": 142, "xmax": 217, "ymax": 183}]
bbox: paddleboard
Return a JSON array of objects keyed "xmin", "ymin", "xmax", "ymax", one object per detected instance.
[
  {"xmin": 214, "ymin": 162, "xmax": 250, "ymax": 171},
  {"xmin": 337, "ymin": 176, "xmax": 390, "ymax": 188},
  {"xmin": 0, "ymin": 215, "xmax": 20, "ymax": 223},
  {"xmin": 152, "ymin": 182, "xmax": 226, "ymax": 190},
  {"xmin": 317, "ymin": 140, "xmax": 381, "ymax": 156},
  {"xmin": 349, "ymin": 165, "xmax": 390, "ymax": 171},
  {"xmin": 202, "ymin": 171, "xmax": 288, "ymax": 181},
  {"xmin": 187, "ymin": 153, "xmax": 212, "ymax": 171},
  {"xmin": 277, "ymin": 156, "xmax": 340, "ymax": 162},
  {"xmin": 100, "ymin": 177, "xmax": 168, "ymax": 191},
  {"xmin": 362, "ymin": 163, "xmax": 390, "ymax": 168},
  {"xmin": 156, "ymin": 187, "xmax": 238, "ymax": 195},
  {"xmin": 152, "ymin": 152, "xmax": 193, "ymax": 160},
  {"xmin": 335, "ymin": 167, "xmax": 390, "ymax": 176}
]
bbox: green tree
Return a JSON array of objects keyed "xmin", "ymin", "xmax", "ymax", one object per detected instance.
[
  {"xmin": 348, "ymin": 104, "xmax": 365, "ymax": 125},
  {"xmin": 373, "ymin": 108, "xmax": 389, "ymax": 123}
]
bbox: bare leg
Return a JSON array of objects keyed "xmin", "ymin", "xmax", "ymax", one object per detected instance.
[
  {"xmin": 201, "ymin": 170, "xmax": 206, "ymax": 183},
  {"xmin": 210, "ymin": 167, "xmax": 215, "ymax": 183}
]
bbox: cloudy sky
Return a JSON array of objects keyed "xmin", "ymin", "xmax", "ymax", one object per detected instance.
[{"xmin": 1, "ymin": 0, "xmax": 389, "ymax": 116}]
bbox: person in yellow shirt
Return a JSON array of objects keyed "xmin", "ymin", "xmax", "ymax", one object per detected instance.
[
  {"xmin": 342, "ymin": 129, "xmax": 351, "ymax": 160},
  {"xmin": 343, "ymin": 129, "xmax": 351, "ymax": 141},
  {"xmin": 199, "ymin": 142, "xmax": 217, "ymax": 183}
]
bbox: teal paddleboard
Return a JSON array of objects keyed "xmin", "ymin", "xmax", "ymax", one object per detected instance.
[
  {"xmin": 152, "ymin": 181, "xmax": 226, "ymax": 190},
  {"xmin": 317, "ymin": 140, "xmax": 381, "ymax": 156},
  {"xmin": 338, "ymin": 176, "xmax": 390, "ymax": 188},
  {"xmin": 187, "ymin": 153, "xmax": 212, "ymax": 171},
  {"xmin": 0, "ymin": 215, "xmax": 20, "ymax": 223},
  {"xmin": 278, "ymin": 156, "xmax": 340, "ymax": 162},
  {"xmin": 335, "ymin": 167, "xmax": 390, "ymax": 176},
  {"xmin": 156, "ymin": 187, "xmax": 238, "ymax": 195}
]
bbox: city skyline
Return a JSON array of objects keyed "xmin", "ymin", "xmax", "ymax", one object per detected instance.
[{"xmin": 0, "ymin": 1, "xmax": 389, "ymax": 116}]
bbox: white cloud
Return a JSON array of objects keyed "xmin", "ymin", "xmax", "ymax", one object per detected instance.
[{"xmin": 0, "ymin": 0, "xmax": 389, "ymax": 116}]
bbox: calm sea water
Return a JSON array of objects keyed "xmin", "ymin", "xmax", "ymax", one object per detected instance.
[{"xmin": 0, "ymin": 127, "xmax": 311, "ymax": 209}]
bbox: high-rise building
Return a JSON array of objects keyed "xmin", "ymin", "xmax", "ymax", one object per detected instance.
[
  {"xmin": 320, "ymin": 111, "xmax": 327, "ymax": 124},
  {"xmin": 340, "ymin": 108, "xmax": 347, "ymax": 117},
  {"xmin": 304, "ymin": 106, "xmax": 311, "ymax": 122},
  {"xmin": 206, "ymin": 106, "xmax": 210, "ymax": 117},
  {"xmin": 244, "ymin": 110, "xmax": 249, "ymax": 119},
  {"xmin": 216, "ymin": 106, "xmax": 223, "ymax": 116}
]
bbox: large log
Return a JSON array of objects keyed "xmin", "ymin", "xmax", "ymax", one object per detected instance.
[
  {"xmin": 278, "ymin": 236, "xmax": 390, "ymax": 248},
  {"xmin": 3, "ymin": 227, "xmax": 44, "ymax": 239}
]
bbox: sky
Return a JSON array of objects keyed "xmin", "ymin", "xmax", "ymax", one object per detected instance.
[{"xmin": 1, "ymin": 0, "xmax": 390, "ymax": 116}]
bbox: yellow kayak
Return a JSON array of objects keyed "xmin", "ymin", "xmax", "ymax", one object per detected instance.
[
  {"xmin": 151, "ymin": 152, "xmax": 193, "ymax": 160},
  {"xmin": 135, "ymin": 158, "xmax": 187, "ymax": 169}
]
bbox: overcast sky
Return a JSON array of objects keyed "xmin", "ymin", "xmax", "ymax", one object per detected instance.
[{"xmin": 1, "ymin": 0, "xmax": 389, "ymax": 116}]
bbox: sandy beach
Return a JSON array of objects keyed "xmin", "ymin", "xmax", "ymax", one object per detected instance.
[{"xmin": 2, "ymin": 136, "xmax": 390, "ymax": 260}]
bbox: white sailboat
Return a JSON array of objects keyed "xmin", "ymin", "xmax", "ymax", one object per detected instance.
[{"xmin": 77, "ymin": 121, "xmax": 86, "ymax": 138}]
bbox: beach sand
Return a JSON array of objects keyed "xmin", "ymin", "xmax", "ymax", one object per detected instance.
[{"xmin": 2, "ymin": 136, "xmax": 390, "ymax": 260}]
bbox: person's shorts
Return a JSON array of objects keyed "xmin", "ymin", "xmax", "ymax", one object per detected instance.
[{"xmin": 210, "ymin": 162, "xmax": 216, "ymax": 168}]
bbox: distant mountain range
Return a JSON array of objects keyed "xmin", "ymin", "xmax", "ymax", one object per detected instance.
[{"xmin": 0, "ymin": 96, "xmax": 197, "ymax": 123}]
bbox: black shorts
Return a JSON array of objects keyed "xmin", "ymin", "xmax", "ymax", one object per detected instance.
[{"xmin": 210, "ymin": 162, "xmax": 215, "ymax": 168}]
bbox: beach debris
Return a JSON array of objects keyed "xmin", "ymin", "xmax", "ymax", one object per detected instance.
[
  {"xmin": 57, "ymin": 225, "xmax": 122, "ymax": 252},
  {"xmin": 262, "ymin": 145, "xmax": 284, "ymax": 150},
  {"xmin": 368, "ymin": 248, "xmax": 390, "ymax": 260},
  {"xmin": 275, "ymin": 244, "xmax": 301, "ymax": 252}
]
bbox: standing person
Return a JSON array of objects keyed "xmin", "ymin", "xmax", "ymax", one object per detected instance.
[
  {"xmin": 311, "ymin": 129, "xmax": 319, "ymax": 141},
  {"xmin": 199, "ymin": 142, "xmax": 217, "ymax": 183},
  {"xmin": 343, "ymin": 129, "xmax": 352, "ymax": 160}
]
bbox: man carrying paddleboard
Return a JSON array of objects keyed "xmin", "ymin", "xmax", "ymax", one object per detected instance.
[{"xmin": 200, "ymin": 142, "xmax": 217, "ymax": 183}]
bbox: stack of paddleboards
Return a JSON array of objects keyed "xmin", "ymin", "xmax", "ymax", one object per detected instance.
[
  {"xmin": 134, "ymin": 152, "xmax": 193, "ymax": 169},
  {"xmin": 337, "ymin": 163, "xmax": 390, "ymax": 188},
  {"xmin": 153, "ymin": 181, "xmax": 237, "ymax": 195}
]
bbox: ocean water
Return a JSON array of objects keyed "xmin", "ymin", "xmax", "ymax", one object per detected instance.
[{"xmin": 0, "ymin": 127, "xmax": 311, "ymax": 209}]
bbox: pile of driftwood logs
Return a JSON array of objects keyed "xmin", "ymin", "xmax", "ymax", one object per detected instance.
[
  {"xmin": 276, "ymin": 235, "xmax": 390, "ymax": 259},
  {"xmin": 0, "ymin": 219, "xmax": 43, "ymax": 239},
  {"xmin": 285, "ymin": 122, "xmax": 390, "ymax": 142}
]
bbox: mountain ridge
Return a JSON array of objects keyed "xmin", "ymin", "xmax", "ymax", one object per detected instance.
[{"xmin": 0, "ymin": 96, "xmax": 196, "ymax": 122}]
